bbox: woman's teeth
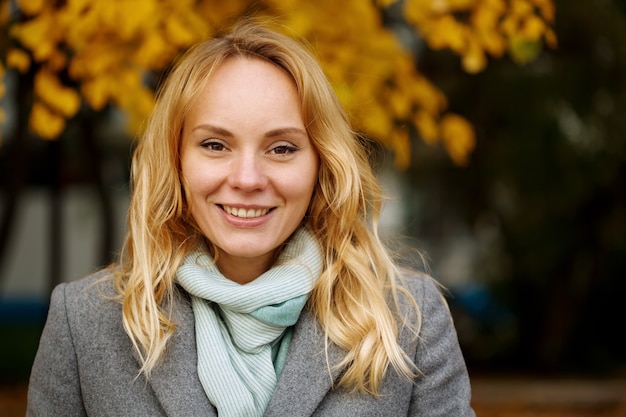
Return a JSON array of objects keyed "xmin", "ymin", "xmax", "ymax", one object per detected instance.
[{"xmin": 222, "ymin": 206, "xmax": 270, "ymax": 218}]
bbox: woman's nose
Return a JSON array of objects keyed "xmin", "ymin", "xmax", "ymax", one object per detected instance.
[{"xmin": 227, "ymin": 153, "xmax": 268, "ymax": 191}]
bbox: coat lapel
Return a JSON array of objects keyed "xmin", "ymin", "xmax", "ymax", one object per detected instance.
[
  {"xmin": 136, "ymin": 290, "xmax": 344, "ymax": 417},
  {"xmin": 141, "ymin": 288, "xmax": 217, "ymax": 417},
  {"xmin": 264, "ymin": 306, "xmax": 347, "ymax": 417}
]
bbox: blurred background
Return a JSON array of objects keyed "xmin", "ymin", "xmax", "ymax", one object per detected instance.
[{"xmin": 1, "ymin": 0, "xmax": 625, "ymax": 415}]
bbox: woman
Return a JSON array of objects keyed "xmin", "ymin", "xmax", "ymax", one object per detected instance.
[{"xmin": 27, "ymin": 22, "xmax": 475, "ymax": 416}]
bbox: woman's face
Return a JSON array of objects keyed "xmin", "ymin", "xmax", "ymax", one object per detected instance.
[{"xmin": 180, "ymin": 57, "xmax": 319, "ymax": 284}]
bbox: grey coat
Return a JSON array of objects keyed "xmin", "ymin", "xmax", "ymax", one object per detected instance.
[{"xmin": 26, "ymin": 271, "xmax": 475, "ymax": 416}]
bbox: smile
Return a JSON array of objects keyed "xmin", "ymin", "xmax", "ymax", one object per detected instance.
[{"xmin": 221, "ymin": 205, "xmax": 271, "ymax": 218}]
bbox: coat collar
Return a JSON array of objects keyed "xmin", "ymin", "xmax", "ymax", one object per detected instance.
[
  {"xmin": 142, "ymin": 288, "xmax": 217, "ymax": 417},
  {"xmin": 142, "ymin": 289, "xmax": 345, "ymax": 417},
  {"xmin": 264, "ymin": 305, "xmax": 346, "ymax": 417}
]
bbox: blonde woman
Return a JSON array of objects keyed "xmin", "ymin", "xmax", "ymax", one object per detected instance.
[{"xmin": 27, "ymin": 22, "xmax": 475, "ymax": 417}]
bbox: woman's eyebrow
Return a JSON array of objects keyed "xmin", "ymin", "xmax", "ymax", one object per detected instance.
[
  {"xmin": 192, "ymin": 124, "xmax": 234, "ymax": 137},
  {"xmin": 265, "ymin": 127, "xmax": 308, "ymax": 138},
  {"xmin": 191, "ymin": 124, "xmax": 307, "ymax": 139}
]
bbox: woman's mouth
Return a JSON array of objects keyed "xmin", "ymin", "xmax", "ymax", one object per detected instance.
[{"xmin": 220, "ymin": 205, "xmax": 271, "ymax": 218}]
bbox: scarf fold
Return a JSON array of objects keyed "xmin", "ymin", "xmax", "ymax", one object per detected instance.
[{"xmin": 176, "ymin": 228, "xmax": 323, "ymax": 417}]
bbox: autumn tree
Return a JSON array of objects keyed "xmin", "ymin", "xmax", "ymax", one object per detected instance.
[
  {"xmin": 1, "ymin": 0, "xmax": 556, "ymax": 167},
  {"xmin": 0, "ymin": 0, "xmax": 556, "ymax": 294}
]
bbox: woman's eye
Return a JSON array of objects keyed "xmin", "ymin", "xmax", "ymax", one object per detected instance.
[
  {"xmin": 201, "ymin": 140, "xmax": 226, "ymax": 151},
  {"xmin": 271, "ymin": 144, "xmax": 298, "ymax": 155}
]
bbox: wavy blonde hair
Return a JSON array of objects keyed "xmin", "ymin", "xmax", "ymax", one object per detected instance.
[{"xmin": 115, "ymin": 20, "xmax": 421, "ymax": 395}]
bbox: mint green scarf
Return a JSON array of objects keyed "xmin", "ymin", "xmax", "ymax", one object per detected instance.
[{"xmin": 176, "ymin": 228, "xmax": 322, "ymax": 417}]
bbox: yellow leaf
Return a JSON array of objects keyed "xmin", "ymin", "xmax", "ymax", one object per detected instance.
[
  {"xmin": 483, "ymin": 0, "xmax": 507, "ymax": 13},
  {"xmin": 427, "ymin": 15, "xmax": 468, "ymax": 52},
  {"xmin": 403, "ymin": 0, "xmax": 430, "ymax": 25},
  {"xmin": 462, "ymin": 40, "xmax": 487, "ymax": 73},
  {"xmin": 521, "ymin": 15, "xmax": 546, "ymax": 41},
  {"xmin": 413, "ymin": 111, "xmax": 439, "ymax": 145},
  {"xmin": 387, "ymin": 89, "xmax": 412, "ymax": 120},
  {"xmin": 374, "ymin": 0, "xmax": 397, "ymax": 8},
  {"xmin": 17, "ymin": 0, "xmax": 46, "ymax": 16},
  {"xmin": 411, "ymin": 77, "xmax": 448, "ymax": 114},
  {"xmin": 82, "ymin": 77, "xmax": 110, "ymax": 110},
  {"xmin": 29, "ymin": 102, "xmax": 66, "ymax": 140},
  {"xmin": 362, "ymin": 102, "xmax": 393, "ymax": 140},
  {"xmin": 442, "ymin": 0, "xmax": 476, "ymax": 12},
  {"xmin": 54, "ymin": 87, "xmax": 81, "ymax": 118},
  {"xmin": 7, "ymin": 48, "xmax": 31, "ymax": 73},
  {"xmin": 440, "ymin": 113, "xmax": 475, "ymax": 165},
  {"xmin": 136, "ymin": 32, "xmax": 173, "ymax": 69},
  {"xmin": 10, "ymin": 13, "xmax": 56, "ymax": 61},
  {"xmin": 47, "ymin": 50, "xmax": 68, "ymax": 72},
  {"xmin": 531, "ymin": 0, "xmax": 556, "ymax": 22},
  {"xmin": 510, "ymin": 0, "xmax": 533, "ymax": 17},
  {"xmin": 165, "ymin": 15, "xmax": 197, "ymax": 47},
  {"xmin": 34, "ymin": 70, "xmax": 81, "ymax": 117},
  {"xmin": 500, "ymin": 15, "xmax": 520, "ymax": 36},
  {"xmin": 120, "ymin": 0, "xmax": 157, "ymax": 40},
  {"xmin": 472, "ymin": 4, "xmax": 501, "ymax": 30},
  {"xmin": 66, "ymin": 0, "xmax": 91, "ymax": 13},
  {"xmin": 508, "ymin": 36, "xmax": 542, "ymax": 64},
  {"xmin": 472, "ymin": 4, "xmax": 507, "ymax": 56},
  {"xmin": 544, "ymin": 28, "xmax": 558, "ymax": 48},
  {"xmin": 478, "ymin": 29, "xmax": 507, "ymax": 56},
  {"xmin": 390, "ymin": 127, "xmax": 411, "ymax": 170},
  {"xmin": 69, "ymin": 45, "xmax": 121, "ymax": 79},
  {"xmin": 117, "ymin": 85, "xmax": 155, "ymax": 134}
]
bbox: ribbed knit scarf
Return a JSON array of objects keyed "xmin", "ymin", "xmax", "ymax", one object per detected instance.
[{"xmin": 175, "ymin": 228, "xmax": 322, "ymax": 417}]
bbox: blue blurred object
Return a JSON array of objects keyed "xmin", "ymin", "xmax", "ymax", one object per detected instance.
[
  {"xmin": 449, "ymin": 282, "xmax": 512, "ymax": 326},
  {"xmin": 0, "ymin": 297, "xmax": 48, "ymax": 325}
]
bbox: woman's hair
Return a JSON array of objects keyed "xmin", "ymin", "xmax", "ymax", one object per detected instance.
[{"xmin": 116, "ymin": 20, "xmax": 420, "ymax": 395}]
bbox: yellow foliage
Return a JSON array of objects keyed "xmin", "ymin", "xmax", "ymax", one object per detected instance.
[
  {"xmin": 390, "ymin": 127, "xmax": 412, "ymax": 170},
  {"xmin": 472, "ymin": 4, "xmax": 507, "ymax": 56},
  {"xmin": 411, "ymin": 76, "xmax": 448, "ymax": 115},
  {"xmin": 0, "ymin": 0, "xmax": 556, "ymax": 166},
  {"xmin": 532, "ymin": 0, "xmax": 555, "ymax": 22},
  {"xmin": 17, "ymin": 0, "xmax": 46, "ymax": 16},
  {"xmin": 7, "ymin": 48, "xmax": 31, "ymax": 73},
  {"xmin": 29, "ymin": 102, "xmax": 66, "ymax": 140},
  {"xmin": 10, "ymin": 10, "xmax": 58, "ymax": 62},
  {"xmin": 508, "ymin": 36, "xmax": 542, "ymax": 64},
  {"xmin": 374, "ymin": 0, "xmax": 398, "ymax": 8},
  {"xmin": 413, "ymin": 111, "xmax": 440, "ymax": 145},
  {"xmin": 362, "ymin": 102, "xmax": 395, "ymax": 143},
  {"xmin": 521, "ymin": 15, "xmax": 546, "ymax": 40},
  {"xmin": 34, "ymin": 70, "xmax": 81, "ymax": 118},
  {"xmin": 165, "ymin": 15, "xmax": 199, "ymax": 47},
  {"xmin": 544, "ymin": 28, "xmax": 558, "ymax": 48},
  {"xmin": 462, "ymin": 39, "xmax": 488, "ymax": 73},
  {"xmin": 405, "ymin": 0, "xmax": 556, "ymax": 75},
  {"xmin": 440, "ymin": 114, "xmax": 476, "ymax": 166},
  {"xmin": 510, "ymin": 0, "xmax": 534, "ymax": 16},
  {"xmin": 134, "ymin": 32, "xmax": 174, "ymax": 69},
  {"xmin": 81, "ymin": 78, "xmax": 109, "ymax": 111}
]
